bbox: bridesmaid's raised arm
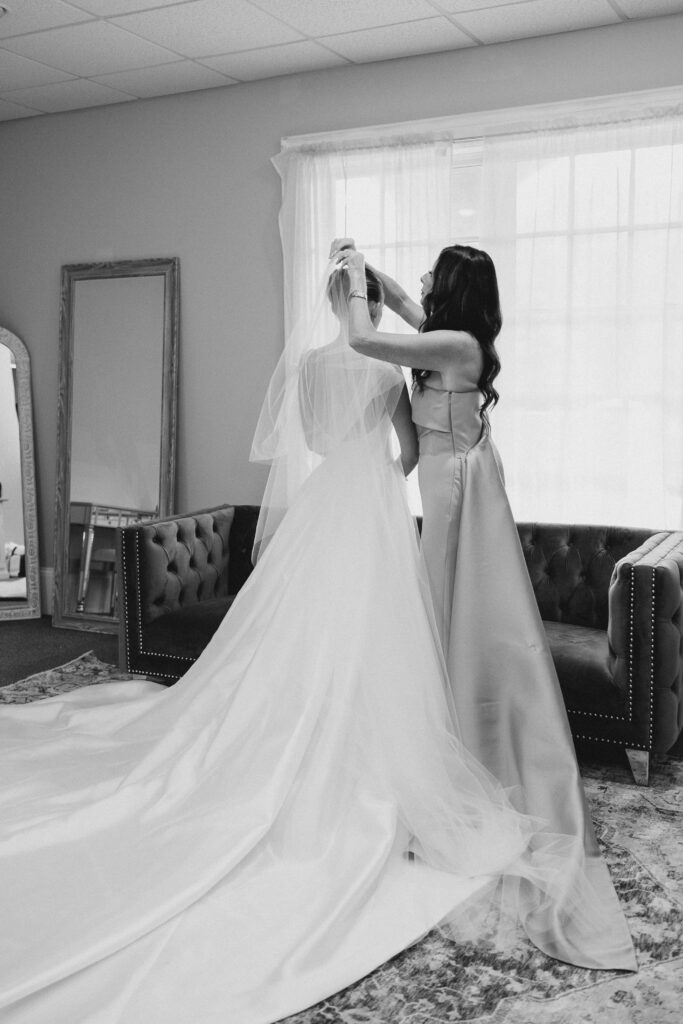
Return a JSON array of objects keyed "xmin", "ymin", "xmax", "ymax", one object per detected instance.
[
  {"xmin": 367, "ymin": 266, "xmax": 424, "ymax": 330},
  {"xmin": 336, "ymin": 248, "xmax": 479, "ymax": 379}
]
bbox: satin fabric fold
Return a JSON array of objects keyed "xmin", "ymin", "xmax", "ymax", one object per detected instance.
[{"xmin": 413, "ymin": 383, "xmax": 636, "ymax": 971}]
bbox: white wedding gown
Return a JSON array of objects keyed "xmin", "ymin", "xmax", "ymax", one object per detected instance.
[{"xmin": 0, "ymin": 283, "xmax": 635, "ymax": 1023}]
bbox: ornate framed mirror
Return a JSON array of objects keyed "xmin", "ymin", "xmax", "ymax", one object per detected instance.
[
  {"xmin": 53, "ymin": 258, "xmax": 180, "ymax": 633},
  {"xmin": 0, "ymin": 327, "xmax": 41, "ymax": 620}
]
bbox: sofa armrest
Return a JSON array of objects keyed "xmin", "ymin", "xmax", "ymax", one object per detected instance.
[
  {"xmin": 226, "ymin": 505, "xmax": 261, "ymax": 593},
  {"xmin": 117, "ymin": 504, "xmax": 235, "ymax": 677},
  {"xmin": 608, "ymin": 531, "xmax": 683, "ymax": 753}
]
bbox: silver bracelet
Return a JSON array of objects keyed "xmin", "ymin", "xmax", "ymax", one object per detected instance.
[{"xmin": 348, "ymin": 289, "xmax": 367, "ymax": 300}]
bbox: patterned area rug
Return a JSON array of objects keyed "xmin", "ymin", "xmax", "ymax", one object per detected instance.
[
  {"xmin": 284, "ymin": 757, "xmax": 683, "ymax": 1024},
  {"xmin": 0, "ymin": 650, "xmax": 135, "ymax": 703},
  {"xmin": 2, "ymin": 654, "xmax": 682, "ymax": 1023}
]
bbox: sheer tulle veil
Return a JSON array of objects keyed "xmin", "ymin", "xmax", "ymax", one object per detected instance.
[{"xmin": 250, "ymin": 261, "xmax": 405, "ymax": 561}]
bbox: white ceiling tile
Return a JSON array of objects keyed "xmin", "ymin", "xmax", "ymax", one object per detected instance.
[
  {"xmin": 1, "ymin": 20, "xmax": 181, "ymax": 75},
  {"xmin": 435, "ymin": 0, "xmax": 528, "ymax": 10},
  {"xmin": 200, "ymin": 40, "xmax": 348, "ymax": 81},
  {"xmin": 3, "ymin": 77, "xmax": 135, "ymax": 113},
  {"xmin": 111, "ymin": 0, "xmax": 303, "ymax": 58},
  {"xmin": 0, "ymin": 0, "xmax": 679, "ymax": 122},
  {"xmin": 0, "ymin": 0, "xmax": 93, "ymax": 39},
  {"xmin": 612, "ymin": 0, "xmax": 683, "ymax": 17},
  {"xmin": 249, "ymin": 0, "xmax": 437, "ymax": 36},
  {"xmin": 0, "ymin": 48, "xmax": 76, "ymax": 90},
  {"xmin": 66, "ymin": 0, "xmax": 203, "ymax": 14},
  {"xmin": 455, "ymin": 0, "xmax": 620, "ymax": 44},
  {"xmin": 323, "ymin": 17, "xmax": 475, "ymax": 62},
  {"xmin": 0, "ymin": 94, "xmax": 42, "ymax": 121},
  {"xmin": 92, "ymin": 59, "xmax": 237, "ymax": 97}
]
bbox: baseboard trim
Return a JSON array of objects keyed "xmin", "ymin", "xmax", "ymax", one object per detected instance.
[{"xmin": 40, "ymin": 568, "xmax": 54, "ymax": 616}]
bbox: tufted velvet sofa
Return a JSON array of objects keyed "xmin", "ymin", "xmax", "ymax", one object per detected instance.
[
  {"xmin": 117, "ymin": 505, "xmax": 683, "ymax": 784},
  {"xmin": 117, "ymin": 504, "xmax": 259, "ymax": 682}
]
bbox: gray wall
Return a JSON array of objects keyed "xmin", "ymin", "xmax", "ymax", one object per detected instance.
[{"xmin": 1, "ymin": 13, "xmax": 682, "ymax": 568}]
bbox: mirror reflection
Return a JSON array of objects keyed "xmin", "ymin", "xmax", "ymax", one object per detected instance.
[
  {"xmin": 53, "ymin": 258, "xmax": 179, "ymax": 632},
  {"xmin": 66, "ymin": 277, "xmax": 162, "ymax": 618},
  {"xmin": 0, "ymin": 326, "xmax": 40, "ymax": 620},
  {"xmin": 0, "ymin": 343, "xmax": 26, "ymax": 602}
]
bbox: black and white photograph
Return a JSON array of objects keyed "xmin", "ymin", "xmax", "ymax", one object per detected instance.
[{"xmin": 0, "ymin": 1, "xmax": 682, "ymax": 1021}]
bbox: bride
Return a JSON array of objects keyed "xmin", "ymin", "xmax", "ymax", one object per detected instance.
[{"xmin": 0, "ymin": 261, "xmax": 634, "ymax": 1024}]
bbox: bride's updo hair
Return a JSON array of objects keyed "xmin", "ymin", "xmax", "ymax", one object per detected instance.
[
  {"xmin": 327, "ymin": 264, "xmax": 385, "ymax": 319},
  {"xmin": 413, "ymin": 244, "xmax": 502, "ymax": 422}
]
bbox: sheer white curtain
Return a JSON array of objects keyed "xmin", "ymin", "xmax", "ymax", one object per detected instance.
[
  {"xmin": 480, "ymin": 115, "xmax": 683, "ymax": 529},
  {"xmin": 274, "ymin": 141, "xmax": 453, "ymax": 334},
  {"xmin": 276, "ymin": 101, "xmax": 683, "ymax": 528},
  {"xmin": 273, "ymin": 141, "xmax": 457, "ymax": 510}
]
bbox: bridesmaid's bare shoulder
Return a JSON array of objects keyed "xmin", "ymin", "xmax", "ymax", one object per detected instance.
[{"xmin": 437, "ymin": 333, "xmax": 483, "ymax": 391}]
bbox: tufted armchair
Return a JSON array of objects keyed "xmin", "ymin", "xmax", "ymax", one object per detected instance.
[{"xmin": 118, "ymin": 506, "xmax": 683, "ymax": 785}]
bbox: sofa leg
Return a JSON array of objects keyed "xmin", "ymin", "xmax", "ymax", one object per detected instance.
[{"xmin": 625, "ymin": 749, "xmax": 650, "ymax": 786}]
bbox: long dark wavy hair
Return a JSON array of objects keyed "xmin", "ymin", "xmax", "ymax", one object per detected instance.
[
  {"xmin": 365, "ymin": 265, "xmax": 384, "ymax": 307},
  {"xmin": 413, "ymin": 244, "xmax": 502, "ymax": 422}
]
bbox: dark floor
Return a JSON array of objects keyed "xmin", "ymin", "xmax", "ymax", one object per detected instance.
[{"xmin": 0, "ymin": 615, "xmax": 118, "ymax": 687}]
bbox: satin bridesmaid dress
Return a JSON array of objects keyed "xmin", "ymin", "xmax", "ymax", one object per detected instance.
[{"xmin": 412, "ymin": 380, "xmax": 637, "ymax": 971}]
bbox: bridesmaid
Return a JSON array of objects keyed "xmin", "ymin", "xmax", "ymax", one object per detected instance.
[
  {"xmin": 330, "ymin": 239, "xmax": 500, "ymax": 654},
  {"xmin": 331, "ymin": 237, "xmax": 636, "ymax": 971}
]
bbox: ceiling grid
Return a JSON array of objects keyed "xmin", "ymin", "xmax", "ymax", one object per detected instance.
[{"xmin": 0, "ymin": 0, "xmax": 681, "ymax": 122}]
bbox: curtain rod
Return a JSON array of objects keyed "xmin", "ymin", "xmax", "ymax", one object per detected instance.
[{"xmin": 280, "ymin": 85, "xmax": 683, "ymax": 154}]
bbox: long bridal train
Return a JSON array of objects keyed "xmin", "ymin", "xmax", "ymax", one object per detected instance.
[{"xmin": 0, "ymin": 438, "xmax": 506, "ymax": 1023}]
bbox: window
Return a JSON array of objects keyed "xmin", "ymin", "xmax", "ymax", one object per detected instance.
[{"xmin": 278, "ymin": 96, "xmax": 683, "ymax": 528}]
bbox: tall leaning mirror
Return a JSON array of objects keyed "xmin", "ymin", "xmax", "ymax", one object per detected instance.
[
  {"xmin": 0, "ymin": 327, "xmax": 41, "ymax": 620},
  {"xmin": 53, "ymin": 258, "xmax": 179, "ymax": 633}
]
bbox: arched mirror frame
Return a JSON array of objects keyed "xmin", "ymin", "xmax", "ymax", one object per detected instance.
[
  {"xmin": 52, "ymin": 257, "xmax": 180, "ymax": 633},
  {"xmin": 0, "ymin": 327, "xmax": 41, "ymax": 620}
]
